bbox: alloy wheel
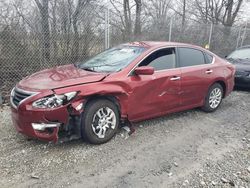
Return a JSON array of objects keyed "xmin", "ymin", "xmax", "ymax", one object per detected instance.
[
  {"xmin": 209, "ymin": 88, "xmax": 222, "ymax": 109},
  {"xmin": 91, "ymin": 107, "xmax": 117, "ymax": 139}
]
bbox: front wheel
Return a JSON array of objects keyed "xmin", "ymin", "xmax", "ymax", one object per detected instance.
[
  {"xmin": 202, "ymin": 83, "xmax": 223, "ymax": 112},
  {"xmin": 81, "ymin": 99, "xmax": 119, "ymax": 144}
]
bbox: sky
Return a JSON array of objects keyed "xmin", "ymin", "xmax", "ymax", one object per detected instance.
[{"xmin": 242, "ymin": 0, "xmax": 250, "ymax": 21}]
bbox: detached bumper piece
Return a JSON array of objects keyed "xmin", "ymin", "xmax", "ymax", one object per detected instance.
[
  {"xmin": 30, "ymin": 122, "xmax": 61, "ymax": 143},
  {"xmin": 32, "ymin": 122, "xmax": 61, "ymax": 131}
]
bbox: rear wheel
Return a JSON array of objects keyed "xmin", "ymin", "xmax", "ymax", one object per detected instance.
[
  {"xmin": 202, "ymin": 83, "xmax": 223, "ymax": 112},
  {"xmin": 81, "ymin": 99, "xmax": 119, "ymax": 144}
]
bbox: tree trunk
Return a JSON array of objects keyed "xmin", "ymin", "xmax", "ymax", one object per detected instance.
[
  {"xmin": 134, "ymin": 0, "xmax": 142, "ymax": 37},
  {"xmin": 222, "ymin": 0, "xmax": 243, "ymax": 43},
  {"xmin": 123, "ymin": 0, "xmax": 132, "ymax": 40},
  {"xmin": 222, "ymin": 25, "xmax": 232, "ymax": 43},
  {"xmin": 71, "ymin": 0, "xmax": 90, "ymax": 62},
  {"xmin": 34, "ymin": 0, "xmax": 50, "ymax": 63},
  {"xmin": 51, "ymin": 0, "xmax": 58, "ymax": 62},
  {"xmin": 72, "ymin": 18, "xmax": 80, "ymax": 62},
  {"xmin": 181, "ymin": 0, "xmax": 186, "ymax": 30}
]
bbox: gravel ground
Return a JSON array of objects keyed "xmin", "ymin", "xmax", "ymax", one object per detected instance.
[{"xmin": 0, "ymin": 90, "xmax": 250, "ymax": 188}]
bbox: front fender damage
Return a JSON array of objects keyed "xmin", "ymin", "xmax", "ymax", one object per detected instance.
[
  {"xmin": 37, "ymin": 106, "xmax": 69, "ymax": 143},
  {"xmin": 51, "ymin": 82, "xmax": 132, "ymax": 142}
]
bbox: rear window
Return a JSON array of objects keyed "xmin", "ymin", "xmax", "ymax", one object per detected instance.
[
  {"xmin": 178, "ymin": 48, "xmax": 206, "ymax": 67},
  {"xmin": 205, "ymin": 53, "xmax": 214, "ymax": 64}
]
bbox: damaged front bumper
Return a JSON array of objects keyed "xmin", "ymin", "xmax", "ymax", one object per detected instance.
[
  {"xmin": 11, "ymin": 105, "xmax": 69, "ymax": 143},
  {"xmin": 10, "ymin": 86, "xmax": 86, "ymax": 143}
]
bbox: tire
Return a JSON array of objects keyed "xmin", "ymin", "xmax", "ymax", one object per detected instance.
[
  {"xmin": 202, "ymin": 83, "xmax": 223, "ymax": 112},
  {"xmin": 81, "ymin": 99, "xmax": 119, "ymax": 144}
]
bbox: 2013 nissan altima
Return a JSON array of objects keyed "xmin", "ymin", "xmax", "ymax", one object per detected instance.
[{"xmin": 10, "ymin": 41, "xmax": 235, "ymax": 144}]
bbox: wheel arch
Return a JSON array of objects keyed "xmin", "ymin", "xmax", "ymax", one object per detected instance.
[
  {"xmin": 83, "ymin": 94, "xmax": 123, "ymax": 118},
  {"xmin": 209, "ymin": 80, "xmax": 227, "ymax": 98},
  {"xmin": 214, "ymin": 80, "xmax": 226, "ymax": 98},
  {"xmin": 80, "ymin": 94, "xmax": 122, "ymax": 144}
]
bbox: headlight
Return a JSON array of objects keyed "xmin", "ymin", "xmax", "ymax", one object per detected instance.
[{"xmin": 32, "ymin": 92, "xmax": 77, "ymax": 109}]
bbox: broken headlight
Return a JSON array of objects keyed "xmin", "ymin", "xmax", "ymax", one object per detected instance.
[{"xmin": 32, "ymin": 92, "xmax": 77, "ymax": 109}]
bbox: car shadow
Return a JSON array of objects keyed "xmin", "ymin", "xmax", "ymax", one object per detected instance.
[
  {"xmin": 234, "ymin": 86, "xmax": 250, "ymax": 92},
  {"xmin": 21, "ymin": 106, "xmax": 207, "ymax": 148},
  {"xmin": 22, "ymin": 109, "xmax": 195, "ymax": 148}
]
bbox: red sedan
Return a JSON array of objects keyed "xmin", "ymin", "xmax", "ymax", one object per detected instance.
[{"xmin": 10, "ymin": 42, "xmax": 235, "ymax": 144}]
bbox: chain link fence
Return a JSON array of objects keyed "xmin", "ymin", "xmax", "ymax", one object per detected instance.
[{"xmin": 0, "ymin": 3, "xmax": 249, "ymax": 107}]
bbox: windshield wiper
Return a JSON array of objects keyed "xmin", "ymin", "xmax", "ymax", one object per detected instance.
[
  {"xmin": 73, "ymin": 62, "xmax": 77, "ymax": 67},
  {"xmin": 81, "ymin": 67, "xmax": 96, "ymax": 72}
]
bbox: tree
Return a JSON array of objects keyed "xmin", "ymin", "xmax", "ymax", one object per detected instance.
[
  {"xmin": 194, "ymin": 0, "xmax": 243, "ymax": 27},
  {"xmin": 34, "ymin": 0, "xmax": 50, "ymax": 62},
  {"xmin": 194, "ymin": 0, "xmax": 243, "ymax": 43},
  {"xmin": 123, "ymin": 0, "xmax": 132, "ymax": 39},
  {"xmin": 144, "ymin": 0, "xmax": 172, "ymax": 27},
  {"xmin": 134, "ymin": 0, "xmax": 142, "ymax": 37},
  {"xmin": 50, "ymin": 0, "xmax": 58, "ymax": 59},
  {"xmin": 71, "ymin": 0, "xmax": 91, "ymax": 61},
  {"xmin": 182, "ymin": 0, "xmax": 186, "ymax": 28}
]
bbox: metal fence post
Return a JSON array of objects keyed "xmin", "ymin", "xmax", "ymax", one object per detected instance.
[
  {"xmin": 169, "ymin": 17, "xmax": 173, "ymax": 42},
  {"xmin": 104, "ymin": 6, "xmax": 110, "ymax": 49},
  {"xmin": 105, "ymin": 8, "xmax": 108, "ymax": 49},
  {"xmin": 241, "ymin": 21, "xmax": 248, "ymax": 47},
  {"xmin": 107, "ymin": 7, "xmax": 110, "ymax": 48},
  {"xmin": 208, "ymin": 22, "xmax": 213, "ymax": 49},
  {"xmin": 0, "ymin": 92, "xmax": 2, "ymax": 105},
  {"xmin": 236, "ymin": 27, "xmax": 242, "ymax": 49}
]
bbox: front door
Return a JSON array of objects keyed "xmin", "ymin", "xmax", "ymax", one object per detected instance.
[{"xmin": 127, "ymin": 48, "xmax": 181, "ymax": 121}]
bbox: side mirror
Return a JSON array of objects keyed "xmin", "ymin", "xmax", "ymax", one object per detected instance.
[{"xmin": 134, "ymin": 66, "xmax": 154, "ymax": 75}]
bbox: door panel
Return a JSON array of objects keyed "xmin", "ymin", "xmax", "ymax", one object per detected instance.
[
  {"xmin": 180, "ymin": 65, "xmax": 213, "ymax": 106},
  {"xmin": 177, "ymin": 47, "xmax": 216, "ymax": 106},
  {"xmin": 127, "ymin": 69, "xmax": 181, "ymax": 121}
]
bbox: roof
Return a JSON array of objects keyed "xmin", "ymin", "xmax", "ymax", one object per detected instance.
[
  {"xmin": 124, "ymin": 41, "xmax": 218, "ymax": 57},
  {"xmin": 125, "ymin": 41, "xmax": 204, "ymax": 49}
]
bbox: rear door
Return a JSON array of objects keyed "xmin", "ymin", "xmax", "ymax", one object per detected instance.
[
  {"xmin": 127, "ymin": 48, "xmax": 181, "ymax": 121},
  {"xmin": 177, "ymin": 47, "xmax": 215, "ymax": 106}
]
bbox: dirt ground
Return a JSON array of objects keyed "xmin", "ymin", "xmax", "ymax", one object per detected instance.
[{"xmin": 1, "ymin": 90, "xmax": 250, "ymax": 188}]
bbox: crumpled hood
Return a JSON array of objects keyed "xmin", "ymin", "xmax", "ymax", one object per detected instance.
[
  {"xmin": 18, "ymin": 64, "xmax": 108, "ymax": 90},
  {"xmin": 228, "ymin": 58, "xmax": 250, "ymax": 72}
]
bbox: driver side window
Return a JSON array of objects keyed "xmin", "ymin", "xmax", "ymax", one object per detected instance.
[{"xmin": 139, "ymin": 48, "xmax": 176, "ymax": 71}]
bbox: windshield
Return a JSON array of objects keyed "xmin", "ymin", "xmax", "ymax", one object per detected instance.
[
  {"xmin": 227, "ymin": 48, "xmax": 250, "ymax": 60},
  {"xmin": 78, "ymin": 46, "xmax": 145, "ymax": 72}
]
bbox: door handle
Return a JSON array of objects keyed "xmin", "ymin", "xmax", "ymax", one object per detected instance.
[
  {"xmin": 170, "ymin": 76, "xmax": 181, "ymax": 81},
  {"xmin": 206, "ymin": 69, "xmax": 213, "ymax": 74}
]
